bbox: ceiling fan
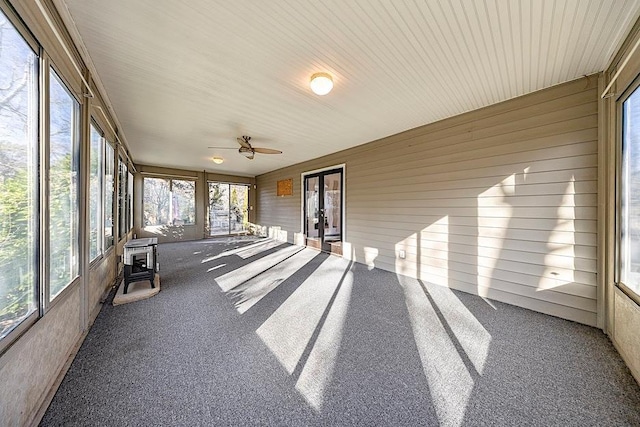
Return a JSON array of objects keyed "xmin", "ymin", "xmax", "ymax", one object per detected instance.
[{"xmin": 208, "ymin": 136, "xmax": 282, "ymax": 160}]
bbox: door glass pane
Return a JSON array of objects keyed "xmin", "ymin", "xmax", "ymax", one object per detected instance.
[
  {"xmin": 305, "ymin": 176, "xmax": 320, "ymax": 239},
  {"xmin": 230, "ymin": 184, "xmax": 249, "ymax": 233},
  {"xmin": 0, "ymin": 11, "xmax": 38, "ymax": 338},
  {"xmin": 622, "ymin": 87, "xmax": 640, "ymax": 296},
  {"xmin": 209, "ymin": 182, "xmax": 229, "ymax": 236},
  {"xmin": 49, "ymin": 69, "xmax": 80, "ymax": 299},
  {"xmin": 323, "ymin": 172, "xmax": 341, "ymax": 242}
]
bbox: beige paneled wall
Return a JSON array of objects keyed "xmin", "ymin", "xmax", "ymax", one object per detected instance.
[
  {"xmin": 257, "ymin": 76, "xmax": 599, "ymax": 326},
  {"xmin": 0, "ymin": 285, "xmax": 82, "ymax": 426},
  {"xmin": 88, "ymin": 250, "xmax": 117, "ymax": 319}
]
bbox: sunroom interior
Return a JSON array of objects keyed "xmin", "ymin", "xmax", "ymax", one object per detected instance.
[{"xmin": 2, "ymin": 0, "xmax": 640, "ymax": 425}]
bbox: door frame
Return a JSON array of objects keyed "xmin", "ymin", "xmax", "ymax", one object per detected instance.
[{"xmin": 301, "ymin": 164, "xmax": 346, "ymax": 252}]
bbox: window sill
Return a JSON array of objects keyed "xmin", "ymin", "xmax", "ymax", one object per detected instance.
[{"xmin": 618, "ymin": 282, "xmax": 640, "ymax": 308}]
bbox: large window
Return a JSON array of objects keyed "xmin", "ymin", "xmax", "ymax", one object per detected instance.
[
  {"xmin": 49, "ymin": 69, "xmax": 80, "ymax": 300},
  {"xmin": 208, "ymin": 182, "xmax": 249, "ymax": 235},
  {"xmin": 104, "ymin": 142, "xmax": 114, "ymax": 248},
  {"xmin": 89, "ymin": 123, "xmax": 103, "ymax": 261},
  {"xmin": 143, "ymin": 177, "xmax": 195, "ymax": 226},
  {"xmin": 621, "ymin": 85, "xmax": 640, "ymax": 297},
  {"xmin": 0, "ymin": 10, "xmax": 38, "ymax": 340}
]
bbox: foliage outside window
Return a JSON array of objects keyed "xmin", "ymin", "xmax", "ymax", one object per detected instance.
[
  {"xmin": 0, "ymin": 11, "xmax": 38, "ymax": 339},
  {"xmin": 144, "ymin": 177, "xmax": 195, "ymax": 226},
  {"xmin": 621, "ymin": 86, "xmax": 640, "ymax": 297},
  {"xmin": 104, "ymin": 142, "xmax": 114, "ymax": 248},
  {"xmin": 49, "ymin": 69, "xmax": 80, "ymax": 300},
  {"xmin": 89, "ymin": 123, "xmax": 103, "ymax": 261}
]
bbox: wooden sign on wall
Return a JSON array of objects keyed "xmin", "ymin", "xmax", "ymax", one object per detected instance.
[{"xmin": 277, "ymin": 178, "xmax": 293, "ymax": 196}]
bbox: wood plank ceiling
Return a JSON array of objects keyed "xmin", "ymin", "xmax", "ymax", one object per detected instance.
[{"xmin": 56, "ymin": 0, "xmax": 640, "ymax": 176}]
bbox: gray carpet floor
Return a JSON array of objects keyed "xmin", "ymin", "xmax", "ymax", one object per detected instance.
[{"xmin": 41, "ymin": 237, "xmax": 640, "ymax": 426}]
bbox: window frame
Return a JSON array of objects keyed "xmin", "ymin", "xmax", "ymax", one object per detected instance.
[
  {"xmin": 616, "ymin": 75, "xmax": 640, "ymax": 306},
  {"xmin": 46, "ymin": 64, "xmax": 81, "ymax": 305},
  {"xmin": 88, "ymin": 120, "xmax": 105, "ymax": 264},
  {"xmin": 0, "ymin": 2, "xmax": 41, "ymax": 354},
  {"xmin": 143, "ymin": 176, "xmax": 197, "ymax": 227},
  {"xmin": 104, "ymin": 140, "xmax": 115, "ymax": 251}
]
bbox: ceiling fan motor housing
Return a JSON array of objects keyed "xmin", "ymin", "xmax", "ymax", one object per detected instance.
[{"xmin": 239, "ymin": 146, "xmax": 255, "ymax": 160}]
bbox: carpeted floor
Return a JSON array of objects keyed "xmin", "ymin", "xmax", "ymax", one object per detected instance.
[{"xmin": 41, "ymin": 237, "xmax": 640, "ymax": 426}]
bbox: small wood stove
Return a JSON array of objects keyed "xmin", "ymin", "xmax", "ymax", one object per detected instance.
[{"xmin": 123, "ymin": 238, "xmax": 158, "ymax": 294}]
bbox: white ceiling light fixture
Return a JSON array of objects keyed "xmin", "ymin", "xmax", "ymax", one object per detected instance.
[
  {"xmin": 310, "ymin": 72, "xmax": 333, "ymax": 95},
  {"xmin": 212, "ymin": 156, "xmax": 224, "ymax": 164}
]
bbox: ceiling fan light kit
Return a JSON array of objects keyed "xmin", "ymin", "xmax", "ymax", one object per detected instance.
[
  {"xmin": 310, "ymin": 72, "xmax": 333, "ymax": 95},
  {"xmin": 212, "ymin": 156, "xmax": 224, "ymax": 164},
  {"xmin": 208, "ymin": 135, "xmax": 282, "ymax": 160},
  {"xmin": 239, "ymin": 146, "xmax": 255, "ymax": 160}
]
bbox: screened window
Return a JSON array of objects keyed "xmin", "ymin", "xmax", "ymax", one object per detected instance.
[
  {"xmin": 621, "ymin": 86, "xmax": 640, "ymax": 297},
  {"xmin": 49, "ymin": 69, "xmax": 80, "ymax": 300},
  {"xmin": 89, "ymin": 123, "xmax": 103, "ymax": 261},
  {"xmin": 143, "ymin": 177, "xmax": 195, "ymax": 226},
  {"xmin": 0, "ymin": 10, "xmax": 38, "ymax": 339},
  {"xmin": 104, "ymin": 142, "xmax": 114, "ymax": 248}
]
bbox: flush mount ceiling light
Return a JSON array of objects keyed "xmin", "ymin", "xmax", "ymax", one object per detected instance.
[
  {"xmin": 212, "ymin": 156, "xmax": 224, "ymax": 164},
  {"xmin": 310, "ymin": 72, "xmax": 333, "ymax": 95}
]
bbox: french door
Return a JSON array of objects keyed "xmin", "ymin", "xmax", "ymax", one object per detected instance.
[{"xmin": 304, "ymin": 168, "xmax": 343, "ymax": 253}]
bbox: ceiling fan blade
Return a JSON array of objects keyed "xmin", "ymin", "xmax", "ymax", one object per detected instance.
[
  {"xmin": 253, "ymin": 147, "xmax": 282, "ymax": 154},
  {"xmin": 236, "ymin": 136, "xmax": 252, "ymax": 149}
]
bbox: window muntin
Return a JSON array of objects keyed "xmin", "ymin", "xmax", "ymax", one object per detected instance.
[
  {"xmin": 621, "ymin": 86, "xmax": 640, "ymax": 297},
  {"xmin": 89, "ymin": 123, "xmax": 103, "ymax": 261},
  {"xmin": 49, "ymin": 69, "xmax": 80, "ymax": 300},
  {"xmin": 143, "ymin": 177, "xmax": 195, "ymax": 226},
  {"xmin": 0, "ymin": 10, "xmax": 38, "ymax": 339},
  {"xmin": 104, "ymin": 142, "xmax": 114, "ymax": 249}
]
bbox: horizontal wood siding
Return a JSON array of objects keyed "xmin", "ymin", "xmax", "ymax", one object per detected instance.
[{"xmin": 256, "ymin": 76, "xmax": 598, "ymax": 325}]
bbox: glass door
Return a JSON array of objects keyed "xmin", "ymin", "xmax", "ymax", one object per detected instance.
[
  {"xmin": 229, "ymin": 184, "xmax": 249, "ymax": 233},
  {"xmin": 304, "ymin": 168, "xmax": 343, "ymax": 253},
  {"xmin": 209, "ymin": 182, "xmax": 249, "ymax": 236}
]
